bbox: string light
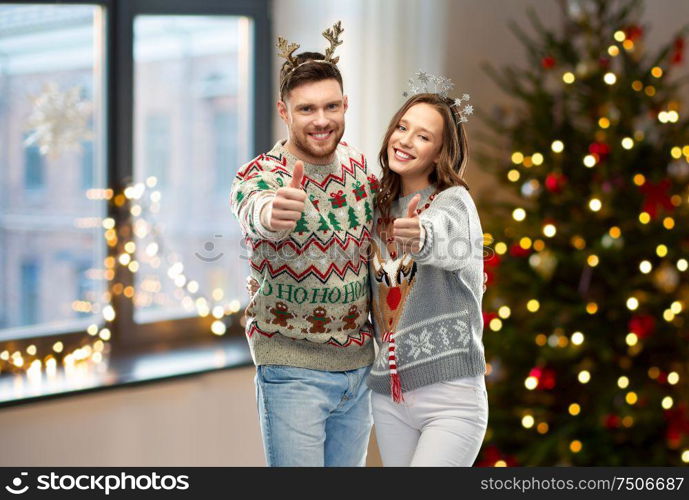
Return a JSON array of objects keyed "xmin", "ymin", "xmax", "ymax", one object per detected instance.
[
  {"xmin": 543, "ymin": 223, "xmax": 557, "ymax": 237},
  {"xmin": 569, "ymin": 403, "xmax": 581, "ymax": 415},
  {"xmin": 562, "ymin": 72, "xmax": 575, "ymax": 84},
  {"xmin": 551, "ymin": 140, "xmax": 564, "ymax": 153},
  {"xmin": 618, "ymin": 376, "xmax": 629, "ymax": 389},
  {"xmin": 578, "ymin": 370, "xmax": 591, "ymax": 384},
  {"xmin": 570, "ymin": 440, "xmax": 582, "ymax": 453},
  {"xmin": 211, "ymin": 320, "xmax": 226, "ymax": 336},
  {"xmin": 583, "ymin": 155, "xmax": 597, "ymax": 167},
  {"xmin": 522, "ymin": 415, "xmax": 535, "ymax": 428},
  {"xmin": 621, "ymin": 137, "xmax": 634, "ymax": 149},
  {"xmin": 571, "ymin": 331, "xmax": 584, "ymax": 345},
  {"xmin": 604, "ymin": 72, "xmax": 617, "ymax": 85},
  {"xmin": 662, "ymin": 396, "xmax": 673, "ymax": 409},
  {"xmin": 512, "ymin": 208, "xmax": 526, "ymax": 221},
  {"xmin": 489, "ymin": 318, "xmax": 503, "ymax": 331}
]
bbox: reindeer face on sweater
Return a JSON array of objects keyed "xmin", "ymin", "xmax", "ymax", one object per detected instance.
[{"xmin": 370, "ymin": 240, "xmax": 417, "ymax": 335}]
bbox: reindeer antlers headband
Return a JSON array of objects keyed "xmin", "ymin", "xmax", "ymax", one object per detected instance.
[{"xmin": 276, "ymin": 21, "xmax": 344, "ymax": 78}]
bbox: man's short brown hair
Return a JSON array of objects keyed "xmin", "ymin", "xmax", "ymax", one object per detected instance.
[{"xmin": 279, "ymin": 51, "xmax": 344, "ymax": 101}]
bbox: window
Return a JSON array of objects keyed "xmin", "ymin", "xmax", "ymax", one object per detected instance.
[
  {"xmin": 214, "ymin": 110, "xmax": 238, "ymax": 195},
  {"xmin": 24, "ymin": 140, "xmax": 44, "ymax": 190},
  {"xmin": 20, "ymin": 260, "xmax": 40, "ymax": 325},
  {"xmin": 0, "ymin": 4, "xmax": 106, "ymax": 338},
  {"xmin": 0, "ymin": 0, "xmax": 271, "ymax": 396},
  {"xmin": 132, "ymin": 14, "xmax": 254, "ymax": 326},
  {"xmin": 81, "ymin": 140, "xmax": 94, "ymax": 190},
  {"xmin": 143, "ymin": 113, "xmax": 170, "ymax": 187}
]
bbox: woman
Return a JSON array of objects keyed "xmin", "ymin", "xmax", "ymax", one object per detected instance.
[{"xmin": 367, "ymin": 91, "xmax": 488, "ymax": 467}]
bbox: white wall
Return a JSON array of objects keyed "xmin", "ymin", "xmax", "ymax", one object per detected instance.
[{"xmin": 0, "ymin": 367, "xmax": 266, "ymax": 466}]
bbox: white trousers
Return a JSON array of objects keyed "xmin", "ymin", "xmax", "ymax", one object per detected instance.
[{"xmin": 372, "ymin": 375, "xmax": 488, "ymax": 467}]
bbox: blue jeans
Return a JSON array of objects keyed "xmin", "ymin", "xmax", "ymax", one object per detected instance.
[{"xmin": 254, "ymin": 364, "xmax": 373, "ymax": 467}]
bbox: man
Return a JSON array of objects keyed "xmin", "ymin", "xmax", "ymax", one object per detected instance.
[{"xmin": 230, "ymin": 22, "xmax": 377, "ymax": 467}]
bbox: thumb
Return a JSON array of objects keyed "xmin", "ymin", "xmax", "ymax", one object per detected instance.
[
  {"xmin": 406, "ymin": 194, "xmax": 421, "ymax": 218},
  {"xmin": 289, "ymin": 160, "xmax": 304, "ymax": 189}
]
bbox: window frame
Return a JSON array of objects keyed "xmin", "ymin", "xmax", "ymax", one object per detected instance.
[{"xmin": 0, "ymin": 0, "xmax": 272, "ymax": 357}]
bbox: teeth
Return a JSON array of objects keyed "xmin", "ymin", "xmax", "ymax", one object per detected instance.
[
  {"xmin": 311, "ymin": 132, "xmax": 330, "ymax": 139},
  {"xmin": 395, "ymin": 149, "xmax": 413, "ymax": 160}
]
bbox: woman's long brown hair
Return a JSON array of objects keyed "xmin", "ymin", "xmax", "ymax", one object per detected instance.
[{"xmin": 375, "ymin": 93, "xmax": 470, "ymax": 221}]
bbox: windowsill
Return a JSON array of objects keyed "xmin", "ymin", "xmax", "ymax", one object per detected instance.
[{"xmin": 0, "ymin": 336, "xmax": 253, "ymax": 409}]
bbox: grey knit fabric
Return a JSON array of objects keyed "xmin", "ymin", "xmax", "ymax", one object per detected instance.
[{"xmin": 367, "ymin": 184, "xmax": 487, "ymax": 395}]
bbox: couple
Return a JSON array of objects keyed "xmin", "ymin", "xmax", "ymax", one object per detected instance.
[{"xmin": 230, "ymin": 21, "xmax": 487, "ymax": 467}]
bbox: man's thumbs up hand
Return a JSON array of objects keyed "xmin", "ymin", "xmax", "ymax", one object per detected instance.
[
  {"xmin": 263, "ymin": 161, "xmax": 307, "ymax": 231},
  {"xmin": 289, "ymin": 160, "xmax": 304, "ymax": 189}
]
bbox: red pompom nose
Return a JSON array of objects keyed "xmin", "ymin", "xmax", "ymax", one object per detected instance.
[{"xmin": 386, "ymin": 287, "xmax": 401, "ymax": 310}]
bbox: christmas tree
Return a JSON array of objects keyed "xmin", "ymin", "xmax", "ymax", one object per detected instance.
[
  {"xmin": 295, "ymin": 211, "xmax": 309, "ymax": 234},
  {"xmin": 477, "ymin": 0, "xmax": 689, "ymax": 466},
  {"xmin": 347, "ymin": 206, "xmax": 360, "ymax": 229},
  {"xmin": 317, "ymin": 213, "xmax": 330, "ymax": 233},
  {"xmin": 328, "ymin": 212, "xmax": 343, "ymax": 231},
  {"xmin": 364, "ymin": 200, "xmax": 373, "ymax": 223}
]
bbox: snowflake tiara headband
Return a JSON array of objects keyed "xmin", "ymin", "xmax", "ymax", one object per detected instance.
[
  {"xmin": 276, "ymin": 21, "xmax": 344, "ymax": 82},
  {"xmin": 403, "ymin": 70, "xmax": 473, "ymax": 124}
]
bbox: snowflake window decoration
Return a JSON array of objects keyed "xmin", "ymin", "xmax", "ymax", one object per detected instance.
[{"xmin": 24, "ymin": 82, "xmax": 93, "ymax": 158}]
